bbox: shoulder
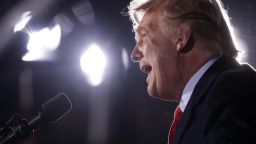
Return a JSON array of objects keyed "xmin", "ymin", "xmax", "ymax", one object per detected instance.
[
  {"xmin": 204, "ymin": 62, "xmax": 256, "ymax": 110},
  {"xmin": 213, "ymin": 63, "xmax": 256, "ymax": 90},
  {"xmin": 191, "ymin": 58, "xmax": 256, "ymax": 109}
]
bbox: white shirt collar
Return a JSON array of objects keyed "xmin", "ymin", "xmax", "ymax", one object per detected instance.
[{"xmin": 179, "ymin": 58, "xmax": 218, "ymax": 112}]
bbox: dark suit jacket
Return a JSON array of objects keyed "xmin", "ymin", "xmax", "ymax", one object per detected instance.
[{"xmin": 174, "ymin": 57, "xmax": 256, "ymax": 144}]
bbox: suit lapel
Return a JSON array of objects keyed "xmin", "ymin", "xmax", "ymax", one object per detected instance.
[{"xmin": 173, "ymin": 57, "xmax": 238, "ymax": 144}]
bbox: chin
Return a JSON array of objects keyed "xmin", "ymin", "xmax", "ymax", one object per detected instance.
[
  {"xmin": 150, "ymin": 94, "xmax": 173, "ymax": 102},
  {"xmin": 147, "ymin": 87, "xmax": 161, "ymax": 100},
  {"xmin": 147, "ymin": 88, "xmax": 154, "ymax": 97},
  {"xmin": 147, "ymin": 86, "xmax": 157, "ymax": 97},
  {"xmin": 148, "ymin": 88, "xmax": 177, "ymax": 102}
]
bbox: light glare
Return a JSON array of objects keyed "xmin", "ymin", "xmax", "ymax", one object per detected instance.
[
  {"xmin": 22, "ymin": 50, "xmax": 47, "ymax": 61},
  {"xmin": 80, "ymin": 43, "xmax": 107, "ymax": 86},
  {"xmin": 122, "ymin": 48, "xmax": 129, "ymax": 71},
  {"xmin": 234, "ymin": 38, "xmax": 247, "ymax": 63},
  {"xmin": 232, "ymin": 29, "xmax": 247, "ymax": 63},
  {"xmin": 23, "ymin": 24, "xmax": 61, "ymax": 61},
  {"xmin": 14, "ymin": 11, "xmax": 32, "ymax": 32}
]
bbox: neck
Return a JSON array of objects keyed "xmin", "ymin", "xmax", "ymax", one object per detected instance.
[{"xmin": 176, "ymin": 48, "xmax": 216, "ymax": 99}]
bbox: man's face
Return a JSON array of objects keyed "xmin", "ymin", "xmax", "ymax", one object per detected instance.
[{"xmin": 131, "ymin": 11, "xmax": 184, "ymax": 101}]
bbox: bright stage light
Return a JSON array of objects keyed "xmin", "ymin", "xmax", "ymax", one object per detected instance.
[
  {"xmin": 14, "ymin": 11, "xmax": 32, "ymax": 32},
  {"xmin": 80, "ymin": 43, "xmax": 107, "ymax": 87},
  {"xmin": 22, "ymin": 24, "xmax": 61, "ymax": 61},
  {"xmin": 122, "ymin": 48, "xmax": 129, "ymax": 71}
]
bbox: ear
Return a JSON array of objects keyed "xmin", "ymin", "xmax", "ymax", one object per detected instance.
[{"xmin": 176, "ymin": 24, "xmax": 193, "ymax": 53}]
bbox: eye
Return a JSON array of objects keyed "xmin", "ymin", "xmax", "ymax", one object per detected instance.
[{"xmin": 140, "ymin": 30, "xmax": 148, "ymax": 38}]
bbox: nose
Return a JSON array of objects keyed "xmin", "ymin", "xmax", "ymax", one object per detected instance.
[{"xmin": 131, "ymin": 46, "xmax": 143, "ymax": 62}]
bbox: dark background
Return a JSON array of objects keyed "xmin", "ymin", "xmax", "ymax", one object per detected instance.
[{"xmin": 0, "ymin": 0, "xmax": 255, "ymax": 144}]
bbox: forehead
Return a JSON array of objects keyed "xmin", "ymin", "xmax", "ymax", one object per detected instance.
[{"xmin": 135, "ymin": 11, "xmax": 159, "ymax": 33}]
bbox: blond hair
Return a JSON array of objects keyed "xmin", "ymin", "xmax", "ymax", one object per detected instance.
[{"xmin": 127, "ymin": 0, "xmax": 238, "ymax": 58}]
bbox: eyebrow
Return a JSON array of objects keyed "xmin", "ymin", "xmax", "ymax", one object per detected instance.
[
  {"xmin": 135, "ymin": 25, "xmax": 147, "ymax": 34},
  {"xmin": 134, "ymin": 21, "xmax": 154, "ymax": 42},
  {"xmin": 135, "ymin": 24, "xmax": 152, "ymax": 36}
]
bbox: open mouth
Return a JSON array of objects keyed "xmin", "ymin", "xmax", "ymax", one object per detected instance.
[
  {"xmin": 141, "ymin": 65, "xmax": 152, "ymax": 74},
  {"xmin": 140, "ymin": 64, "xmax": 152, "ymax": 83}
]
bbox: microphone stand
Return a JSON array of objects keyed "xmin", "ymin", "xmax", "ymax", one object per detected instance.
[
  {"xmin": 0, "ymin": 114, "xmax": 34, "ymax": 144},
  {"xmin": 0, "ymin": 93, "xmax": 72, "ymax": 144}
]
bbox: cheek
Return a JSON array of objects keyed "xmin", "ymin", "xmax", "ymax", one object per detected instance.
[
  {"xmin": 154, "ymin": 55, "xmax": 178, "ymax": 91},
  {"xmin": 150, "ymin": 38, "xmax": 176, "ymax": 59}
]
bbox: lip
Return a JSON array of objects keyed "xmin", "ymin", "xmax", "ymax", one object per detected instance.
[
  {"xmin": 139, "ymin": 62, "xmax": 152, "ymax": 84},
  {"xmin": 141, "ymin": 66, "xmax": 152, "ymax": 84}
]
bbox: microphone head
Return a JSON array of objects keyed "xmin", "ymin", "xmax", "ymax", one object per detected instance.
[{"xmin": 41, "ymin": 93, "xmax": 72, "ymax": 123}]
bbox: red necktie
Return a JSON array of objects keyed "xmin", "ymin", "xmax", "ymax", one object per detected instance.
[{"xmin": 168, "ymin": 106, "xmax": 183, "ymax": 144}]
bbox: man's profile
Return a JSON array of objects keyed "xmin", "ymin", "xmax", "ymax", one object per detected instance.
[{"xmin": 127, "ymin": 0, "xmax": 256, "ymax": 143}]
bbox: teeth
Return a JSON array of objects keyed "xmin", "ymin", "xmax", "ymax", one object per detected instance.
[
  {"xmin": 146, "ymin": 72, "xmax": 150, "ymax": 83},
  {"xmin": 142, "ymin": 67, "xmax": 146, "ymax": 73}
]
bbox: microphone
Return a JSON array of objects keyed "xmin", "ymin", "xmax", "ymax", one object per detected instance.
[
  {"xmin": 0, "ymin": 93, "xmax": 72, "ymax": 144},
  {"xmin": 29, "ymin": 93, "xmax": 72, "ymax": 127}
]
